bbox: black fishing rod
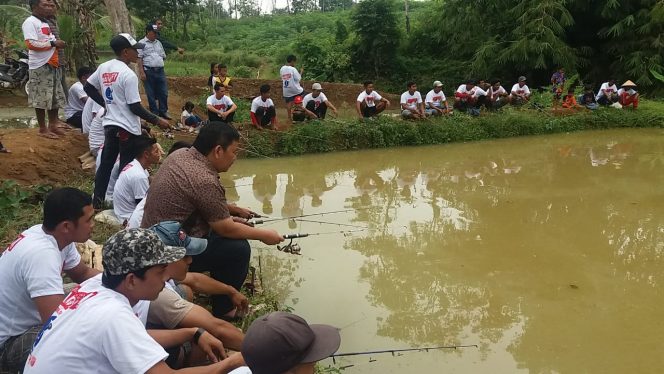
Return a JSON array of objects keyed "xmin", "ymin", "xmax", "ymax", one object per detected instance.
[
  {"xmin": 251, "ymin": 208, "xmax": 364, "ymax": 224},
  {"xmin": 330, "ymin": 344, "xmax": 479, "ymax": 364}
]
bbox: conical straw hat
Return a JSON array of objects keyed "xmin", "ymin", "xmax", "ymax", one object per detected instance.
[{"xmin": 622, "ymin": 80, "xmax": 636, "ymax": 87}]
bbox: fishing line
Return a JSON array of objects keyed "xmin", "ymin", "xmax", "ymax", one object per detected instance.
[
  {"xmin": 330, "ymin": 344, "xmax": 479, "ymax": 364},
  {"xmin": 252, "ymin": 208, "xmax": 367, "ymax": 224},
  {"xmin": 291, "ymin": 218, "xmax": 368, "ymax": 229}
]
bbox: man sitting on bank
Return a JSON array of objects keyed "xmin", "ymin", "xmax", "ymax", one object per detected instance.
[
  {"xmin": 142, "ymin": 123, "xmax": 284, "ymax": 319},
  {"xmin": 0, "ymin": 188, "xmax": 99, "ymax": 373},
  {"xmin": 356, "ymin": 81, "xmax": 390, "ymax": 119},
  {"xmin": 302, "ymin": 83, "xmax": 338, "ymax": 120},
  {"xmin": 618, "ymin": 80, "xmax": 639, "ymax": 109},
  {"xmin": 207, "ymin": 83, "xmax": 237, "ymax": 124},
  {"xmin": 596, "ymin": 79, "xmax": 619, "ymax": 106},
  {"xmin": 454, "ymin": 79, "xmax": 487, "ymax": 115},
  {"xmin": 509, "ymin": 76, "xmax": 531, "ymax": 105},
  {"xmin": 400, "ymin": 81, "xmax": 426, "ymax": 119},
  {"xmin": 64, "ymin": 66, "xmax": 94, "ymax": 129},
  {"xmin": 250, "ymin": 84, "xmax": 277, "ymax": 129},
  {"xmin": 487, "ymin": 79, "xmax": 509, "ymax": 110},
  {"xmin": 425, "ymin": 81, "xmax": 451, "ymax": 116},
  {"xmin": 23, "ymin": 228, "xmax": 243, "ymax": 373},
  {"xmin": 112, "ymin": 135, "xmax": 161, "ymax": 223}
]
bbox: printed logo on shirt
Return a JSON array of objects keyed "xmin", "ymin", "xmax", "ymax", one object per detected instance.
[
  {"xmin": 105, "ymin": 87, "xmax": 113, "ymax": 103},
  {"xmin": 433, "ymin": 96, "xmax": 442, "ymax": 102},
  {"xmin": 213, "ymin": 104, "xmax": 226, "ymax": 111},
  {"xmin": 5, "ymin": 234, "xmax": 25, "ymax": 252},
  {"xmin": 40, "ymin": 25, "xmax": 51, "ymax": 36},
  {"xmin": 366, "ymin": 96, "xmax": 375, "ymax": 103},
  {"xmin": 121, "ymin": 163, "xmax": 134, "ymax": 172},
  {"xmin": 406, "ymin": 98, "xmax": 417, "ymax": 104},
  {"xmin": 102, "ymin": 72, "xmax": 119, "ymax": 85}
]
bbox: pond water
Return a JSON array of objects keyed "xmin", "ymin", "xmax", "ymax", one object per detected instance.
[{"xmin": 224, "ymin": 128, "xmax": 664, "ymax": 374}]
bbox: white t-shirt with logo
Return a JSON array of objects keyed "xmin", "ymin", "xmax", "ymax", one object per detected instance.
[
  {"xmin": 510, "ymin": 83, "xmax": 530, "ymax": 96},
  {"xmin": 488, "ymin": 86, "xmax": 507, "ymax": 99},
  {"xmin": 357, "ymin": 91, "xmax": 383, "ymax": 107},
  {"xmin": 88, "ymin": 107, "xmax": 105, "ymax": 153},
  {"xmin": 400, "ymin": 91, "xmax": 423, "ymax": 111},
  {"xmin": 64, "ymin": 82, "xmax": 87, "ymax": 119},
  {"xmin": 112, "ymin": 159, "xmax": 149, "ymax": 221},
  {"xmin": 82, "ymin": 97, "xmax": 102, "ymax": 135},
  {"xmin": 0, "ymin": 225, "xmax": 81, "ymax": 346},
  {"xmin": 23, "ymin": 276, "xmax": 167, "ymax": 373},
  {"xmin": 87, "ymin": 59, "xmax": 143, "ymax": 135},
  {"xmin": 206, "ymin": 94, "xmax": 234, "ymax": 113},
  {"xmin": 280, "ymin": 65, "xmax": 303, "ymax": 97},
  {"xmin": 21, "ymin": 15, "xmax": 56, "ymax": 69},
  {"xmin": 425, "ymin": 89, "xmax": 447, "ymax": 108},
  {"xmin": 456, "ymin": 85, "xmax": 487, "ymax": 98},
  {"xmin": 596, "ymin": 82, "xmax": 618, "ymax": 100},
  {"xmin": 302, "ymin": 92, "xmax": 328, "ymax": 109},
  {"xmin": 250, "ymin": 96, "xmax": 275, "ymax": 113}
]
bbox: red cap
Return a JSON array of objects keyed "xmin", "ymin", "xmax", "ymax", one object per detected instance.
[{"xmin": 294, "ymin": 95, "xmax": 303, "ymax": 104}]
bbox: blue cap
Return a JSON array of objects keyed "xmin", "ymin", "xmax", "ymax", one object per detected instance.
[{"xmin": 148, "ymin": 221, "xmax": 208, "ymax": 256}]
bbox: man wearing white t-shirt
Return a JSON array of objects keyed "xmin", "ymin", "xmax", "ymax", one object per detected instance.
[
  {"xmin": 113, "ymin": 135, "xmax": 161, "ymax": 222},
  {"xmin": 280, "ymin": 55, "xmax": 305, "ymax": 123},
  {"xmin": 454, "ymin": 80, "xmax": 488, "ymax": 115},
  {"xmin": 303, "ymin": 83, "xmax": 338, "ymax": 120},
  {"xmin": 400, "ymin": 81, "xmax": 425, "ymax": 119},
  {"xmin": 596, "ymin": 79, "xmax": 619, "ymax": 105},
  {"xmin": 22, "ymin": 0, "xmax": 68, "ymax": 140},
  {"xmin": 0, "ymin": 188, "xmax": 99, "ymax": 373},
  {"xmin": 425, "ymin": 80, "xmax": 451, "ymax": 116},
  {"xmin": 24, "ymin": 229, "xmax": 243, "ymax": 373},
  {"xmin": 487, "ymin": 79, "xmax": 509, "ymax": 110},
  {"xmin": 63, "ymin": 66, "xmax": 93, "ymax": 129},
  {"xmin": 207, "ymin": 83, "xmax": 238, "ymax": 124},
  {"xmin": 84, "ymin": 33, "xmax": 171, "ymax": 209},
  {"xmin": 86, "ymin": 105, "xmax": 105, "ymax": 156},
  {"xmin": 356, "ymin": 81, "xmax": 390, "ymax": 119},
  {"xmin": 250, "ymin": 84, "xmax": 277, "ymax": 129},
  {"xmin": 509, "ymin": 76, "xmax": 531, "ymax": 105}
]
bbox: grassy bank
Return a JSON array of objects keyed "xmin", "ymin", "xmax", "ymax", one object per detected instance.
[{"xmin": 241, "ymin": 101, "xmax": 664, "ymax": 158}]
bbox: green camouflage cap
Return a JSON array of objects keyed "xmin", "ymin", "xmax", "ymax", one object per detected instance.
[{"xmin": 102, "ymin": 228, "xmax": 186, "ymax": 276}]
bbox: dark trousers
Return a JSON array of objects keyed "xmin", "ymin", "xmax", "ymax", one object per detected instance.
[
  {"xmin": 305, "ymin": 101, "xmax": 327, "ymax": 119},
  {"xmin": 208, "ymin": 111, "xmax": 235, "ymax": 124},
  {"xmin": 66, "ymin": 111, "xmax": 83, "ymax": 128},
  {"xmin": 255, "ymin": 106, "xmax": 276, "ymax": 127},
  {"xmin": 144, "ymin": 67, "xmax": 168, "ymax": 116},
  {"xmin": 188, "ymin": 233, "xmax": 251, "ymax": 317},
  {"xmin": 597, "ymin": 95, "xmax": 618, "ymax": 106},
  {"xmin": 93, "ymin": 126, "xmax": 139, "ymax": 208}
]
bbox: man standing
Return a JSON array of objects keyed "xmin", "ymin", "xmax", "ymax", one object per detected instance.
[
  {"xmin": 356, "ymin": 81, "xmax": 390, "ymax": 119},
  {"xmin": 400, "ymin": 81, "xmax": 425, "ymax": 119},
  {"xmin": 142, "ymin": 123, "xmax": 284, "ymax": 318},
  {"xmin": 64, "ymin": 66, "xmax": 94, "ymax": 129},
  {"xmin": 425, "ymin": 81, "xmax": 451, "ymax": 116},
  {"xmin": 138, "ymin": 25, "xmax": 170, "ymax": 119},
  {"xmin": 302, "ymin": 83, "xmax": 338, "ymax": 120},
  {"xmin": 280, "ymin": 55, "xmax": 304, "ymax": 123},
  {"xmin": 509, "ymin": 76, "xmax": 531, "ymax": 105},
  {"xmin": 84, "ymin": 33, "xmax": 171, "ymax": 209},
  {"xmin": 22, "ymin": 0, "xmax": 67, "ymax": 139},
  {"xmin": 0, "ymin": 188, "xmax": 99, "ymax": 373},
  {"xmin": 207, "ymin": 83, "xmax": 238, "ymax": 124}
]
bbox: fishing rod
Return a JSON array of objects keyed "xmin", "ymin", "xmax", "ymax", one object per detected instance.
[
  {"xmin": 330, "ymin": 344, "xmax": 479, "ymax": 364},
  {"xmin": 278, "ymin": 229, "xmax": 367, "ymax": 255},
  {"xmin": 251, "ymin": 208, "xmax": 365, "ymax": 224},
  {"xmin": 290, "ymin": 218, "xmax": 368, "ymax": 229}
]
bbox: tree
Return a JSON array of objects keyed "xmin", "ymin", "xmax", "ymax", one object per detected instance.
[
  {"xmin": 292, "ymin": 0, "xmax": 317, "ymax": 13},
  {"xmin": 350, "ymin": 0, "xmax": 400, "ymax": 78}
]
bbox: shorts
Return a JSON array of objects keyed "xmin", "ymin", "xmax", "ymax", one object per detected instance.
[
  {"xmin": 0, "ymin": 325, "xmax": 41, "ymax": 373},
  {"xmin": 147, "ymin": 287, "xmax": 194, "ymax": 329},
  {"xmin": 284, "ymin": 91, "xmax": 305, "ymax": 103},
  {"xmin": 401, "ymin": 109, "xmax": 416, "ymax": 118},
  {"xmin": 27, "ymin": 64, "xmax": 66, "ymax": 110}
]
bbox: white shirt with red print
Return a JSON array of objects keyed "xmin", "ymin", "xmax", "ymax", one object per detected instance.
[
  {"xmin": 112, "ymin": 159, "xmax": 149, "ymax": 221},
  {"xmin": 400, "ymin": 91, "xmax": 423, "ymax": 111},
  {"xmin": 596, "ymin": 82, "xmax": 618, "ymax": 100},
  {"xmin": 21, "ymin": 15, "xmax": 56, "ymax": 69},
  {"xmin": 0, "ymin": 225, "xmax": 81, "ymax": 346},
  {"xmin": 302, "ymin": 92, "xmax": 328, "ymax": 109},
  {"xmin": 24, "ymin": 276, "xmax": 167, "ymax": 373},
  {"xmin": 357, "ymin": 90, "xmax": 383, "ymax": 107},
  {"xmin": 455, "ymin": 85, "xmax": 487, "ymax": 99},
  {"xmin": 425, "ymin": 89, "xmax": 447, "ymax": 108},
  {"xmin": 510, "ymin": 83, "xmax": 531, "ymax": 96},
  {"xmin": 206, "ymin": 94, "xmax": 235, "ymax": 113}
]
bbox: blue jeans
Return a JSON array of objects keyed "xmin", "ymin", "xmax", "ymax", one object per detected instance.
[{"xmin": 144, "ymin": 67, "xmax": 168, "ymax": 116}]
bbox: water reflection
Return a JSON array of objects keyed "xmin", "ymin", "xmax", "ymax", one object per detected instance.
[{"xmin": 226, "ymin": 129, "xmax": 664, "ymax": 373}]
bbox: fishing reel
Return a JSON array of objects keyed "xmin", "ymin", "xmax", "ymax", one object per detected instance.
[{"xmin": 277, "ymin": 233, "xmax": 309, "ymax": 255}]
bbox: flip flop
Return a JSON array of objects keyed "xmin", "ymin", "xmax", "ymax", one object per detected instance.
[{"xmin": 38, "ymin": 131, "xmax": 59, "ymax": 140}]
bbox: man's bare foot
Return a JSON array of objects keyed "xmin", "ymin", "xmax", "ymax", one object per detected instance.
[
  {"xmin": 48, "ymin": 126, "xmax": 66, "ymax": 135},
  {"xmin": 38, "ymin": 130, "xmax": 59, "ymax": 139},
  {"xmin": 54, "ymin": 121, "xmax": 72, "ymax": 130}
]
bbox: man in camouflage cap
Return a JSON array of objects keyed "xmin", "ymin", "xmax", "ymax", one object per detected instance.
[{"xmin": 24, "ymin": 229, "xmax": 243, "ymax": 373}]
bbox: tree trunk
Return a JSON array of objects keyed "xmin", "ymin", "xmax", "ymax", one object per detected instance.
[
  {"xmin": 75, "ymin": 0, "xmax": 98, "ymax": 68},
  {"xmin": 103, "ymin": 0, "xmax": 134, "ymax": 34}
]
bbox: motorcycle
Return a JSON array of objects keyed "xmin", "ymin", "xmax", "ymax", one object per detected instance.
[{"xmin": 0, "ymin": 50, "xmax": 29, "ymax": 95}]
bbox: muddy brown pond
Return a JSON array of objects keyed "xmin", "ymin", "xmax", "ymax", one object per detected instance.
[{"xmin": 222, "ymin": 128, "xmax": 664, "ymax": 373}]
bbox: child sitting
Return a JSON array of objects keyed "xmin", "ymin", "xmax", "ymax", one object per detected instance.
[
  {"xmin": 180, "ymin": 101, "xmax": 203, "ymax": 131},
  {"xmin": 578, "ymin": 86, "xmax": 599, "ymax": 110},
  {"xmin": 561, "ymin": 88, "xmax": 582, "ymax": 109}
]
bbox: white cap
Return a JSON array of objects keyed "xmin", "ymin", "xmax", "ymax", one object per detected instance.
[
  {"xmin": 312, "ymin": 83, "xmax": 323, "ymax": 90},
  {"xmin": 433, "ymin": 80, "xmax": 443, "ymax": 87}
]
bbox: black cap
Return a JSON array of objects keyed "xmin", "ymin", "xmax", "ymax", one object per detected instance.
[
  {"xmin": 110, "ymin": 33, "xmax": 145, "ymax": 53},
  {"xmin": 145, "ymin": 24, "xmax": 158, "ymax": 33}
]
